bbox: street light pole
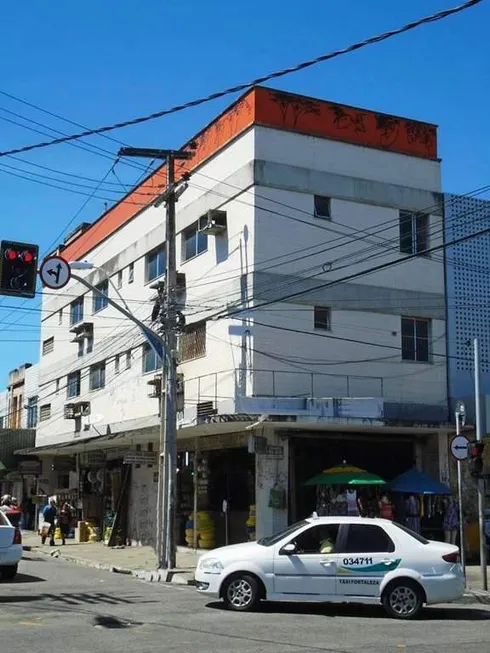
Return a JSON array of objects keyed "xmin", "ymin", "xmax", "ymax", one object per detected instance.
[
  {"xmin": 473, "ymin": 337, "xmax": 487, "ymax": 590},
  {"xmin": 118, "ymin": 146, "xmax": 193, "ymax": 570}
]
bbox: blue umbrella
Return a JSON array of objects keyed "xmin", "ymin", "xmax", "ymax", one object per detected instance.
[{"xmin": 389, "ymin": 468, "xmax": 451, "ymax": 495}]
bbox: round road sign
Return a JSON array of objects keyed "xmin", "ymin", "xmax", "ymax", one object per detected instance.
[
  {"xmin": 39, "ymin": 256, "xmax": 71, "ymax": 290},
  {"xmin": 450, "ymin": 434, "xmax": 470, "ymax": 461}
]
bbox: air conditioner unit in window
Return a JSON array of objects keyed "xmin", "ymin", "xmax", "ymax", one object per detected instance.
[
  {"xmin": 147, "ymin": 374, "xmax": 162, "ymax": 399},
  {"xmin": 64, "ymin": 404, "xmax": 76, "ymax": 419},
  {"xmin": 70, "ymin": 321, "xmax": 94, "ymax": 341},
  {"xmin": 201, "ymin": 210, "xmax": 227, "ymax": 236},
  {"xmin": 79, "ymin": 402, "xmax": 91, "ymax": 417}
]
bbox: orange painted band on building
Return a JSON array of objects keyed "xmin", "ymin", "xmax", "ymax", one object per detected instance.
[{"xmin": 61, "ymin": 86, "xmax": 438, "ymax": 263}]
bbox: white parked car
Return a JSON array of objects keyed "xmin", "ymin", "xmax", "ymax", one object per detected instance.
[
  {"xmin": 195, "ymin": 516, "xmax": 465, "ymax": 619},
  {"xmin": 0, "ymin": 510, "xmax": 22, "ymax": 580}
]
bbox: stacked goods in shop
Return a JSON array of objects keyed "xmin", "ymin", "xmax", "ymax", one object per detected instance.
[
  {"xmin": 185, "ymin": 511, "xmax": 215, "ymax": 549},
  {"xmin": 77, "ymin": 521, "xmax": 88, "ymax": 542},
  {"xmin": 197, "ymin": 511, "xmax": 215, "ymax": 549},
  {"xmin": 185, "ymin": 517, "xmax": 195, "ymax": 547},
  {"xmin": 246, "ymin": 504, "xmax": 256, "ymax": 541}
]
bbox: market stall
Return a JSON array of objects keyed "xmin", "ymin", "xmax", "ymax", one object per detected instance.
[
  {"xmin": 389, "ymin": 468, "xmax": 454, "ymax": 541},
  {"xmin": 304, "ymin": 463, "xmax": 386, "ymax": 517}
]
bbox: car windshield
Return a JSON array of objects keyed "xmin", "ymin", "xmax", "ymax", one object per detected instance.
[
  {"xmin": 257, "ymin": 520, "xmax": 308, "ymax": 547},
  {"xmin": 391, "ymin": 521, "xmax": 429, "ymax": 545}
]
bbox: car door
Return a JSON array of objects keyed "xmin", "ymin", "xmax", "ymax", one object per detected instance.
[
  {"xmin": 335, "ymin": 523, "xmax": 399, "ymax": 597},
  {"xmin": 273, "ymin": 523, "xmax": 340, "ymax": 598}
]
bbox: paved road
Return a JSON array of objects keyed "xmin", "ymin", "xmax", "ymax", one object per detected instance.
[{"xmin": 1, "ymin": 553, "xmax": 490, "ymax": 653}]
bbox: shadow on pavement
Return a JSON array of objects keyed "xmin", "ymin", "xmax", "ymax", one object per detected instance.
[
  {"xmin": 93, "ymin": 615, "xmax": 143, "ymax": 629},
  {"xmin": 3, "ymin": 573, "xmax": 46, "ymax": 584},
  {"xmin": 206, "ymin": 600, "xmax": 490, "ymax": 621},
  {"xmin": 0, "ymin": 592, "xmax": 159, "ymax": 608}
]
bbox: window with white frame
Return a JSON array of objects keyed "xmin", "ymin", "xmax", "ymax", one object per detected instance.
[
  {"xmin": 182, "ymin": 217, "xmax": 208, "ymax": 262},
  {"xmin": 314, "ymin": 195, "xmax": 331, "ymax": 219},
  {"xmin": 70, "ymin": 297, "xmax": 84, "ymax": 325},
  {"xmin": 67, "ymin": 371, "xmax": 81, "ymax": 398},
  {"xmin": 146, "ymin": 246, "xmax": 166, "ymax": 282},
  {"xmin": 399, "ymin": 211, "xmax": 429, "ymax": 255},
  {"xmin": 93, "ymin": 280, "xmax": 109, "ymax": 313},
  {"xmin": 128, "ymin": 262, "xmax": 134, "ymax": 283},
  {"xmin": 42, "ymin": 336, "xmax": 54, "ymax": 356},
  {"xmin": 115, "ymin": 354, "xmax": 120, "ymax": 375},
  {"xmin": 26, "ymin": 396, "xmax": 38, "ymax": 428},
  {"xmin": 89, "ymin": 362, "xmax": 106, "ymax": 390},
  {"xmin": 126, "ymin": 350, "xmax": 132, "ymax": 369},
  {"xmin": 401, "ymin": 317, "xmax": 430, "ymax": 362},
  {"xmin": 117, "ymin": 270, "xmax": 123, "ymax": 289},
  {"xmin": 142, "ymin": 343, "xmax": 162, "ymax": 374}
]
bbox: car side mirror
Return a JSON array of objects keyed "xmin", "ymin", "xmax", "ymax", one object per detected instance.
[{"xmin": 280, "ymin": 542, "xmax": 297, "ymax": 555}]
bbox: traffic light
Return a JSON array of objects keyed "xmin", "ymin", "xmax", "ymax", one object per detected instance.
[
  {"xmin": 469, "ymin": 441, "xmax": 485, "ymax": 478},
  {"xmin": 0, "ymin": 240, "xmax": 39, "ymax": 298}
]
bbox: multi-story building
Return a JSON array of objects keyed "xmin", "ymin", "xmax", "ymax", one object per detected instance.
[
  {"xmin": 0, "ymin": 363, "xmax": 38, "ymax": 507},
  {"xmin": 444, "ymin": 193, "xmax": 490, "ymax": 427},
  {"xmin": 30, "ymin": 87, "xmax": 453, "ymax": 546}
]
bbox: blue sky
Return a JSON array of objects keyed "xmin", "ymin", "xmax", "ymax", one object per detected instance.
[{"xmin": 0, "ymin": 0, "xmax": 488, "ymax": 383}]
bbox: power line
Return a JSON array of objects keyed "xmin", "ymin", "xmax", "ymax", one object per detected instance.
[{"xmin": 0, "ymin": 0, "xmax": 480, "ymax": 157}]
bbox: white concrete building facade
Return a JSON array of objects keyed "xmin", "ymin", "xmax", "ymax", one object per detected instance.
[{"xmin": 32, "ymin": 87, "xmax": 451, "ymax": 545}]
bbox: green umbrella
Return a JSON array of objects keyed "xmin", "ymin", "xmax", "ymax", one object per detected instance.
[{"xmin": 304, "ymin": 463, "xmax": 386, "ymax": 487}]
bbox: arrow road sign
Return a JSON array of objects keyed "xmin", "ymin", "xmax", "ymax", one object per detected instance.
[
  {"xmin": 39, "ymin": 256, "xmax": 71, "ymax": 290},
  {"xmin": 450, "ymin": 434, "xmax": 470, "ymax": 461}
]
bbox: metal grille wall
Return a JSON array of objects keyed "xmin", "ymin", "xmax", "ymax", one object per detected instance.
[{"xmin": 179, "ymin": 322, "xmax": 206, "ymax": 362}]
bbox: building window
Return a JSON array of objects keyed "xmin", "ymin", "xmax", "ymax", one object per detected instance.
[
  {"xmin": 128, "ymin": 262, "xmax": 134, "ymax": 284},
  {"xmin": 314, "ymin": 195, "xmax": 331, "ymax": 219},
  {"xmin": 39, "ymin": 404, "xmax": 51, "ymax": 422},
  {"xmin": 67, "ymin": 371, "xmax": 81, "ymax": 398},
  {"xmin": 26, "ymin": 396, "xmax": 38, "ymax": 428},
  {"xmin": 89, "ymin": 362, "xmax": 106, "ymax": 391},
  {"xmin": 58, "ymin": 309, "xmax": 63, "ymax": 325},
  {"xmin": 117, "ymin": 270, "xmax": 123, "ymax": 289},
  {"xmin": 0, "ymin": 416, "xmax": 4, "ymax": 429},
  {"xmin": 314, "ymin": 306, "xmax": 331, "ymax": 330},
  {"xmin": 115, "ymin": 354, "xmax": 120, "ymax": 375},
  {"xmin": 399, "ymin": 211, "xmax": 429, "ymax": 255},
  {"xmin": 42, "ymin": 336, "xmax": 54, "ymax": 356},
  {"xmin": 77, "ymin": 340, "xmax": 84, "ymax": 358},
  {"xmin": 93, "ymin": 280, "xmax": 109, "ymax": 313},
  {"xmin": 142, "ymin": 343, "xmax": 162, "ymax": 374},
  {"xmin": 401, "ymin": 317, "xmax": 430, "ymax": 362},
  {"xmin": 182, "ymin": 217, "xmax": 208, "ymax": 262},
  {"xmin": 146, "ymin": 246, "xmax": 166, "ymax": 282},
  {"xmin": 70, "ymin": 297, "xmax": 84, "ymax": 325},
  {"xmin": 55, "ymin": 379, "xmax": 60, "ymax": 394},
  {"xmin": 86, "ymin": 335, "xmax": 94, "ymax": 354},
  {"xmin": 179, "ymin": 322, "xmax": 206, "ymax": 362},
  {"xmin": 126, "ymin": 350, "xmax": 132, "ymax": 369}
]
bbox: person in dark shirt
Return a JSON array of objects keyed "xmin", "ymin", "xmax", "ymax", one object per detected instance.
[
  {"xmin": 41, "ymin": 498, "xmax": 57, "ymax": 546},
  {"xmin": 59, "ymin": 502, "xmax": 73, "ymax": 545}
]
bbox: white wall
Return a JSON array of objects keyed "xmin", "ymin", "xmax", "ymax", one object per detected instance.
[{"xmin": 0, "ymin": 389, "xmax": 7, "ymax": 428}]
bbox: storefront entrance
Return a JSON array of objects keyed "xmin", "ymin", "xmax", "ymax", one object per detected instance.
[{"xmin": 290, "ymin": 433, "xmax": 416, "ymax": 522}]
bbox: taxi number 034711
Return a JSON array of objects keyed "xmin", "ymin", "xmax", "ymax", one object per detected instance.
[{"xmin": 342, "ymin": 557, "xmax": 373, "ymax": 566}]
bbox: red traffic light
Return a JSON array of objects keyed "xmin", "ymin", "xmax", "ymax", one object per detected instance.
[
  {"xmin": 22, "ymin": 251, "xmax": 34, "ymax": 263},
  {"xmin": 5, "ymin": 249, "xmax": 18, "ymax": 261},
  {"xmin": 470, "ymin": 441, "xmax": 485, "ymax": 457}
]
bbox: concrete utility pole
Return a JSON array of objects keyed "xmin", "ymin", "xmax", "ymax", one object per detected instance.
[
  {"xmin": 118, "ymin": 147, "xmax": 193, "ymax": 570},
  {"xmin": 473, "ymin": 337, "xmax": 488, "ymax": 590}
]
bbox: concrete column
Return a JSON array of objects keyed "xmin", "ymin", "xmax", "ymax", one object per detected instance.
[{"xmin": 255, "ymin": 428, "xmax": 289, "ymax": 540}]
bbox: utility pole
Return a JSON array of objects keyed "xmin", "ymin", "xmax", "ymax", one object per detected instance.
[
  {"xmin": 473, "ymin": 337, "xmax": 488, "ymax": 590},
  {"xmin": 119, "ymin": 146, "xmax": 193, "ymax": 570}
]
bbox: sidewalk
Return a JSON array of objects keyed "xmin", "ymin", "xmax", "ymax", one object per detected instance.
[{"xmin": 21, "ymin": 531, "xmax": 200, "ymax": 584}]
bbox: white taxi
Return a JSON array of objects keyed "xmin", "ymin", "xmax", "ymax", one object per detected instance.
[
  {"xmin": 0, "ymin": 510, "xmax": 22, "ymax": 580},
  {"xmin": 195, "ymin": 516, "xmax": 465, "ymax": 619}
]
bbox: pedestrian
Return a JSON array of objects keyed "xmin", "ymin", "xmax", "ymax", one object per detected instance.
[
  {"xmin": 40, "ymin": 497, "xmax": 57, "ymax": 546},
  {"xmin": 59, "ymin": 502, "xmax": 73, "ymax": 545},
  {"xmin": 0, "ymin": 494, "xmax": 12, "ymax": 512}
]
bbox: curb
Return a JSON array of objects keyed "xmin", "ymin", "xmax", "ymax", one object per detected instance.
[{"xmin": 23, "ymin": 546, "xmax": 195, "ymax": 585}]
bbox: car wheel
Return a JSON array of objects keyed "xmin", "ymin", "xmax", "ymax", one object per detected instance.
[
  {"xmin": 1, "ymin": 564, "xmax": 18, "ymax": 581},
  {"xmin": 223, "ymin": 574, "xmax": 261, "ymax": 612},
  {"xmin": 382, "ymin": 579, "xmax": 424, "ymax": 619}
]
